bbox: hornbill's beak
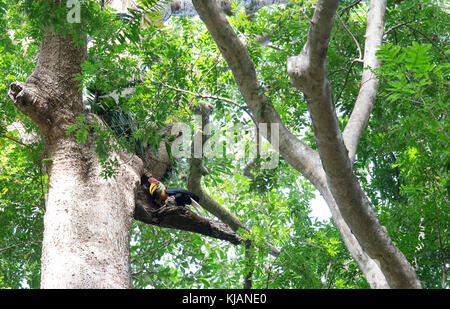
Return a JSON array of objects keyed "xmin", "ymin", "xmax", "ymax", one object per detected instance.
[{"xmin": 149, "ymin": 183, "xmax": 158, "ymax": 195}]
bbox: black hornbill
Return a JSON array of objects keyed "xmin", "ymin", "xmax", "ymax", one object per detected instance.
[{"xmin": 148, "ymin": 177, "xmax": 202, "ymax": 213}]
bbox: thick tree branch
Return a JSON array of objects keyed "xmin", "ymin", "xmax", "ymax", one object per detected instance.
[
  {"xmin": 191, "ymin": 0, "xmax": 321, "ymax": 186},
  {"xmin": 134, "ymin": 181, "xmax": 242, "ymax": 245},
  {"xmin": 192, "ymin": 0, "xmax": 390, "ymax": 288},
  {"xmin": 287, "ymin": 0, "xmax": 421, "ymax": 288},
  {"xmin": 342, "ymin": 0, "xmax": 386, "ymax": 163}
]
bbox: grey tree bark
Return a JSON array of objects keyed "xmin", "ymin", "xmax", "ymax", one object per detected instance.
[
  {"xmin": 9, "ymin": 30, "xmax": 143, "ymax": 288},
  {"xmin": 286, "ymin": 0, "xmax": 420, "ymax": 289},
  {"xmin": 191, "ymin": 0, "xmax": 421, "ymax": 288}
]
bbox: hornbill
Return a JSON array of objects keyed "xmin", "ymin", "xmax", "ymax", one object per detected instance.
[{"xmin": 148, "ymin": 177, "xmax": 203, "ymax": 213}]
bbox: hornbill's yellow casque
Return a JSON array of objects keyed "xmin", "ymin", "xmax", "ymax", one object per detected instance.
[{"xmin": 148, "ymin": 177, "xmax": 203, "ymax": 213}]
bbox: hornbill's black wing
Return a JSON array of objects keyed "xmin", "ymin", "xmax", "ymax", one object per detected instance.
[{"xmin": 164, "ymin": 187, "xmax": 200, "ymax": 206}]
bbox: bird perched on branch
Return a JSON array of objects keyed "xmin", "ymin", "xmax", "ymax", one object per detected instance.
[{"xmin": 148, "ymin": 177, "xmax": 203, "ymax": 213}]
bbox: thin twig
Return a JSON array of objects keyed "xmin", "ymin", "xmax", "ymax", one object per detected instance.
[
  {"xmin": 410, "ymin": 98, "xmax": 449, "ymax": 140},
  {"xmin": 339, "ymin": 0, "xmax": 362, "ymax": 15},
  {"xmin": 152, "ymin": 81, "xmax": 241, "ymax": 106},
  {"xmin": 150, "ymin": 80, "xmax": 257, "ymax": 123},
  {"xmin": 384, "ymin": 19, "xmax": 415, "ymax": 35},
  {"xmin": 0, "ymin": 172, "xmax": 32, "ymax": 178},
  {"xmin": 424, "ymin": 169, "xmax": 447, "ymax": 288},
  {"xmin": 328, "ymin": 68, "xmax": 348, "ymax": 78},
  {"xmin": 336, "ymin": 13, "xmax": 362, "ymax": 60},
  {"xmin": 0, "ymin": 134, "xmax": 34, "ymax": 149},
  {"xmin": 198, "ymin": 60, "xmax": 220, "ymax": 90},
  {"xmin": 334, "ymin": 59, "xmax": 362, "ymax": 103},
  {"xmin": 0, "ymin": 240, "xmax": 41, "ymax": 253}
]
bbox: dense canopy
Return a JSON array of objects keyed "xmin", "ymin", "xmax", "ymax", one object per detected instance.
[{"xmin": 0, "ymin": 0, "xmax": 448, "ymax": 289}]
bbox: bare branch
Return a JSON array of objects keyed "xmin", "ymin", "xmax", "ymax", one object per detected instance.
[
  {"xmin": 334, "ymin": 58, "xmax": 362, "ymax": 104},
  {"xmin": 0, "ymin": 134, "xmax": 34, "ymax": 149},
  {"xmin": 336, "ymin": 13, "xmax": 362, "ymax": 61},
  {"xmin": 0, "ymin": 240, "xmax": 41, "ymax": 253},
  {"xmin": 149, "ymin": 80, "xmax": 255, "ymax": 122},
  {"xmin": 342, "ymin": 0, "xmax": 387, "ymax": 163},
  {"xmin": 405, "ymin": 25, "xmax": 449, "ymax": 62},
  {"xmin": 134, "ymin": 184, "xmax": 243, "ymax": 245},
  {"xmin": 287, "ymin": 0, "xmax": 421, "ymax": 288},
  {"xmin": 384, "ymin": 19, "xmax": 415, "ymax": 35},
  {"xmin": 339, "ymin": 0, "xmax": 362, "ymax": 15},
  {"xmin": 150, "ymin": 81, "xmax": 238, "ymax": 106}
]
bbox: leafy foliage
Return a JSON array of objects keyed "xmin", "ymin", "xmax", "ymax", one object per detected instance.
[
  {"xmin": 356, "ymin": 39, "xmax": 449, "ymax": 288},
  {"xmin": 354, "ymin": 1, "xmax": 449, "ymax": 288}
]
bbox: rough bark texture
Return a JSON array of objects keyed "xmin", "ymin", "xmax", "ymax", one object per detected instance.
[
  {"xmin": 9, "ymin": 30, "xmax": 144, "ymax": 288},
  {"xmin": 192, "ymin": 0, "xmax": 421, "ymax": 288},
  {"xmin": 40, "ymin": 133, "xmax": 142, "ymax": 288}
]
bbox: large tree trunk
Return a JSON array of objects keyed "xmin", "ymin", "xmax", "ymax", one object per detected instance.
[
  {"xmin": 9, "ymin": 30, "xmax": 143, "ymax": 288},
  {"xmin": 40, "ymin": 132, "xmax": 142, "ymax": 288},
  {"xmin": 8, "ymin": 25, "xmax": 243, "ymax": 287}
]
